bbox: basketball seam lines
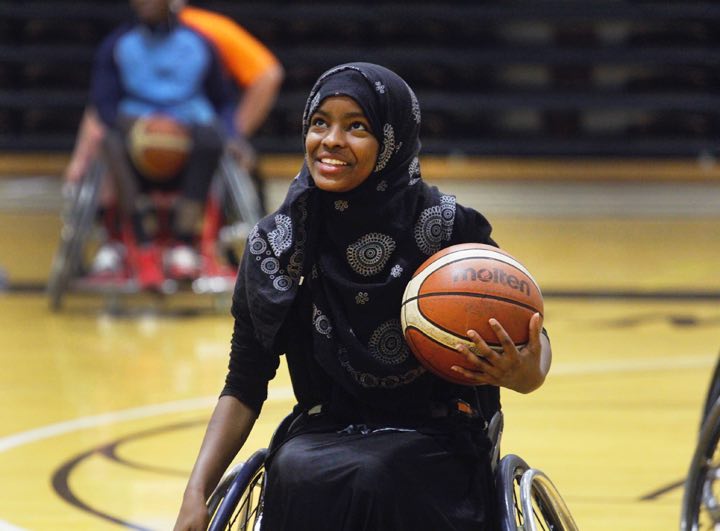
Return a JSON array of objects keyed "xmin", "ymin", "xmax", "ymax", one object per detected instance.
[
  {"xmin": 403, "ymin": 292, "xmax": 543, "ymax": 316},
  {"xmin": 405, "ymin": 326, "xmax": 478, "ymax": 383}
]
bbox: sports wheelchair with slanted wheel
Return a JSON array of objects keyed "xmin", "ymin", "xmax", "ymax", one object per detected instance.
[
  {"xmin": 205, "ymin": 410, "xmax": 579, "ymax": 531},
  {"xmin": 47, "ymin": 150, "xmax": 263, "ymax": 310},
  {"xmin": 680, "ymin": 352, "xmax": 720, "ymax": 531}
]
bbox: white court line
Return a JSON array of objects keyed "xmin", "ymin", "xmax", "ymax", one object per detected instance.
[
  {"xmin": 0, "ymin": 388, "xmax": 296, "ymax": 530},
  {"xmin": 0, "ymin": 386, "xmax": 294, "ymax": 455},
  {"xmin": 1, "ymin": 355, "xmax": 713, "ymax": 455}
]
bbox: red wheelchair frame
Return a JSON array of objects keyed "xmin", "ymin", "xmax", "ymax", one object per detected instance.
[{"xmin": 47, "ymin": 151, "xmax": 262, "ymax": 310}]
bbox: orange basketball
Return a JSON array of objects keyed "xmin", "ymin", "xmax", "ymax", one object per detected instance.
[
  {"xmin": 128, "ymin": 114, "xmax": 192, "ymax": 181},
  {"xmin": 400, "ymin": 243, "xmax": 543, "ymax": 385}
]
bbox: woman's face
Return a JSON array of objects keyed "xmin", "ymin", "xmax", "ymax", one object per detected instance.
[{"xmin": 305, "ymin": 96, "xmax": 379, "ymax": 193}]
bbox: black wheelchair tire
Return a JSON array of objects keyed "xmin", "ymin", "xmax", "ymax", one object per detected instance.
[
  {"xmin": 702, "ymin": 354, "xmax": 720, "ymax": 429},
  {"xmin": 207, "ymin": 449, "xmax": 268, "ymax": 531},
  {"xmin": 497, "ymin": 454, "xmax": 530, "ymax": 531},
  {"xmin": 681, "ymin": 397, "xmax": 720, "ymax": 531},
  {"xmin": 496, "ymin": 453, "xmax": 577, "ymax": 531},
  {"xmin": 47, "ymin": 160, "xmax": 103, "ymax": 311}
]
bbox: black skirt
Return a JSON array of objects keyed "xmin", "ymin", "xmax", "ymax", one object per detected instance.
[{"xmin": 260, "ymin": 413, "xmax": 493, "ymax": 531}]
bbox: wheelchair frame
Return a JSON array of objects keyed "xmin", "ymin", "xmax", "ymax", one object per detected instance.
[
  {"xmin": 680, "ymin": 353, "xmax": 720, "ymax": 531},
  {"xmin": 205, "ymin": 411, "xmax": 579, "ymax": 531},
  {"xmin": 47, "ymin": 150, "xmax": 262, "ymax": 310},
  {"xmin": 47, "ymin": 158, "xmax": 105, "ymax": 310}
]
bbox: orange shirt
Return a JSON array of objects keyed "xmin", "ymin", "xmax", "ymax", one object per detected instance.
[{"xmin": 179, "ymin": 6, "xmax": 280, "ymax": 88}]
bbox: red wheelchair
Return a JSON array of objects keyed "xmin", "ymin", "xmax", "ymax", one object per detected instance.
[{"xmin": 47, "ymin": 150, "xmax": 263, "ymax": 311}]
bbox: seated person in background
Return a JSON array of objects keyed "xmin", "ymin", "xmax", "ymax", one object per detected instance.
[
  {"xmin": 65, "ymin": 0, "xmax": 284, "ymax": 283},
  {"xmin": 177, "ymin": 0, "xmax": 284, "ymax": 167},
  {"xmin": 91, "ymin": 0, "xmax": 235, "ymax": 289}
]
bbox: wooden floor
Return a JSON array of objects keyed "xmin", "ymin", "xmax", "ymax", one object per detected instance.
[{"xmin": 0, "ymin": 170, "xmax": 719, "ymax": 530}]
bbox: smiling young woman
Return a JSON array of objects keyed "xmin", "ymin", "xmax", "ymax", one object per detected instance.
[
  {"xmin": 174, "ymin": 62, "xmax": 552, "ymax": 531},
  {"xmin": 305, "ymin": 96, "xmax": 379, "ymax": 193}
]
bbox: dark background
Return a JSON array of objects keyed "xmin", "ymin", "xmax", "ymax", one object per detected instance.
[{"xmin": 0, "ymin": 0, "xmax": 718, "ymax": 158}]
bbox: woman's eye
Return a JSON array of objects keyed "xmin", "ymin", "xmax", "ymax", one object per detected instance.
[
  {"xmin": 350, "ymin": 121, "xmax": 368, "ymax": 131},
  {"xmin": 311, "ymin": 117, "xmax": 326, "ymax": 127}
]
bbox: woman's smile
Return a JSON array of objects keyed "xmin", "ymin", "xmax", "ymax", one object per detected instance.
[
  {"xmin": 305, "ymin": 96, "xmax": 379, "ymax": 193},
  {"xmin": 315, "ymin": 156, "xmax": 350, "ymax": 175}
]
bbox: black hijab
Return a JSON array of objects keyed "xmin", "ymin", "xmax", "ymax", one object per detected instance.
[{"xmin": 237, "ymin": 63, "xmax": 494, "ymax": 410}]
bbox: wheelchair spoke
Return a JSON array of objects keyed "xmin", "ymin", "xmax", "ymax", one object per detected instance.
[
  {"xmin": 207, "ymin": 450, "xmax": 267, "ymax": 531},
  {"xmin": 228, "ymin": 470, "xmax": 264, "ymax": 530},
  {"xmin": 530, "ymin": 496, "xmax": 554, "ymax": 531},
  {"xmin": 698, "ymin": 449, "xmax": 720, "ymax": 529}
]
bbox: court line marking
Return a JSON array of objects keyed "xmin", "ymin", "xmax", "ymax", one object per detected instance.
[
  {"xmin": 1, "ymin": 354, "xmax": 714, "ymax": 456},
  {"xmin": 0, "ymin": 387, "xmax": 294, "ymax": 455},
  {"xmin": 0, "ymin": 388, "xmax": 295, "ymax": 530},
  {"xmin": 0, "ymin": 354, "xmax": 714, "ymax": 531}
]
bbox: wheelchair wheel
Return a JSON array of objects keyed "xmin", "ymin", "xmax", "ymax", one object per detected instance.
[
  {"xmin": 207, "ymin": 449, "xmax": 268, "ymax": 531},
  {"xmin": 487, "ymin": 411, "xmax": 504, "ymax": 474},
  {"xmin": 217, "ymin": 153, "xmax": 263, "ymax": 228},
  {"xmin": 212, "ymin": 153, "xmax": 264, "ymax": 268},
  {"xmin": 47, "ymin": 159, "xmax": 103, "ymax": 311},
  {"xmin": 680, "ymin": 397, "xmax": 720, "ymax": 531},
  {"xmin": 497, "ymin": 454, "xmax": 578, "ymax": 531},
  {"xmin": 701, "ymin": 354, "xmax": 720, "ymax": 429}
]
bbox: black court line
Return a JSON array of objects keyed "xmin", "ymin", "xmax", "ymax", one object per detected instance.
[
  {"xmin": 51, "ymin": 419, "xmax": 207, "ymax": 530},
  {"xmin": 98, "ymin": 427, "xmax": 195, "ymax": 477},
  {"xmin": 1, "ymin": 280, "xmax": 230, "ymax": 317},
  {"xmin": 1, "ymin": 282, "xmax": 46, "ymax": 293},
  {"xmin": 52, "ymin": 447, "xmax": 155, "ymax": 531},
  {"xmin": 638, "ymin": 478, "xmax": 685, "ymax": 501},
  {"xmin": 542, "ymin": 289, "xmax": 720, "ymax": 300},
  {"xmin": 5, "ymin": 282, "xmax": 720, "ymax": 300}
]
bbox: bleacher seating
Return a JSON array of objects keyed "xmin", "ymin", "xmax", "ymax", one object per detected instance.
[{"xmin": 0, "ymin": 0, "xmax": 717, "ymax": 158}]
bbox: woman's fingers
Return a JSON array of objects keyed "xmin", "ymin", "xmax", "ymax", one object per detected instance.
[
  {"xmin": 454, "ymin": 329, "xmax": 504, "ymax": 379},
  {"xmin": 488, "ymin": 318, "xmax": 519, "ymax": 356},
  {"xmin": 450, "ymin": 363, "xmax": 494, "ymax": 384},
  {"xmin": 454, "ymin": 341, "xmax": 488, "ymax": 370},
  {"xmin": 525, "ymin": 312, "xmax": 543, "ymax": 353}
]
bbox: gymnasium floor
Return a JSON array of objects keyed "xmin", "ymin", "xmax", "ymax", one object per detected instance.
[{"xmin": 1, "ymin": 170, "xmax": 719, "ymax": 530}]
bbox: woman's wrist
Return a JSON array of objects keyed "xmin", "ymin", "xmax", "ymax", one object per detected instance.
[{"xmin": 184, "ymin": 481, "xmax": 209, "ymax": 500}]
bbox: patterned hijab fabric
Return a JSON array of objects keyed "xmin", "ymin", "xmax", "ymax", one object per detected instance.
[{"xmin": 238, "ymin": 63, "xmax": 462, "ymax": 408}]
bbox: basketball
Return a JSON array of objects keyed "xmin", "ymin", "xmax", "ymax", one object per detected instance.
[
  {"xmin": 400, "ymin": 243, "xmax": 543, "ymax": 385},
  {"xmin": 128, "ymin": 114, "xmax": 192, "ymax": 181}
]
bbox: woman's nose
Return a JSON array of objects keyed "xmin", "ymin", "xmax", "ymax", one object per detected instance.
[{"xmin": 321, "ymin": 125, "xmax": 344, "ymax": 148}]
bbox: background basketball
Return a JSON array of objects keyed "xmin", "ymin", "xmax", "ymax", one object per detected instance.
[
  {"xmin": 401, "ymin": 243, "xmax": 543, "ymax": 385},
  {"xmin": 128, "ymin": 114, "xmax": 192, "ymax": 181}
]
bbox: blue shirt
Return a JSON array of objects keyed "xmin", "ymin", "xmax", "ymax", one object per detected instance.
[{"xmin": 91, "ymin": 20, "xmax": 233, "ymax": 128}]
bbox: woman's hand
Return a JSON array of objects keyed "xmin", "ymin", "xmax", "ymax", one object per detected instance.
[
  {"xmin": 452, "ymin": 312, "xmax": 550, "ymax": 393},
  {"xmin": 173, "ymin": 396, "xmax": 258, "ymax": 531},
  {"xmin": 173, "ymin": 487, "xmax": 210, "ymax": 531}
]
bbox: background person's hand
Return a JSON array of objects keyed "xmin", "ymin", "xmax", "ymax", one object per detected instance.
[{"xmin": 227, "ymin": 136, "xmax": 257, "ymax": 172}]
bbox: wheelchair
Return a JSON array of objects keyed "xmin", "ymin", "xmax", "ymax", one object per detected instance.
[
  {"xmin": 680, "ymin": 352, "xmax": 720, "ymax": 531},
  {"xmin": 205, "ymin": 410, "xmax": 579, "ymax": 531},
  {"xmin": 47, "ymin": 148, "xmax": 263, "ymax": 311}
]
